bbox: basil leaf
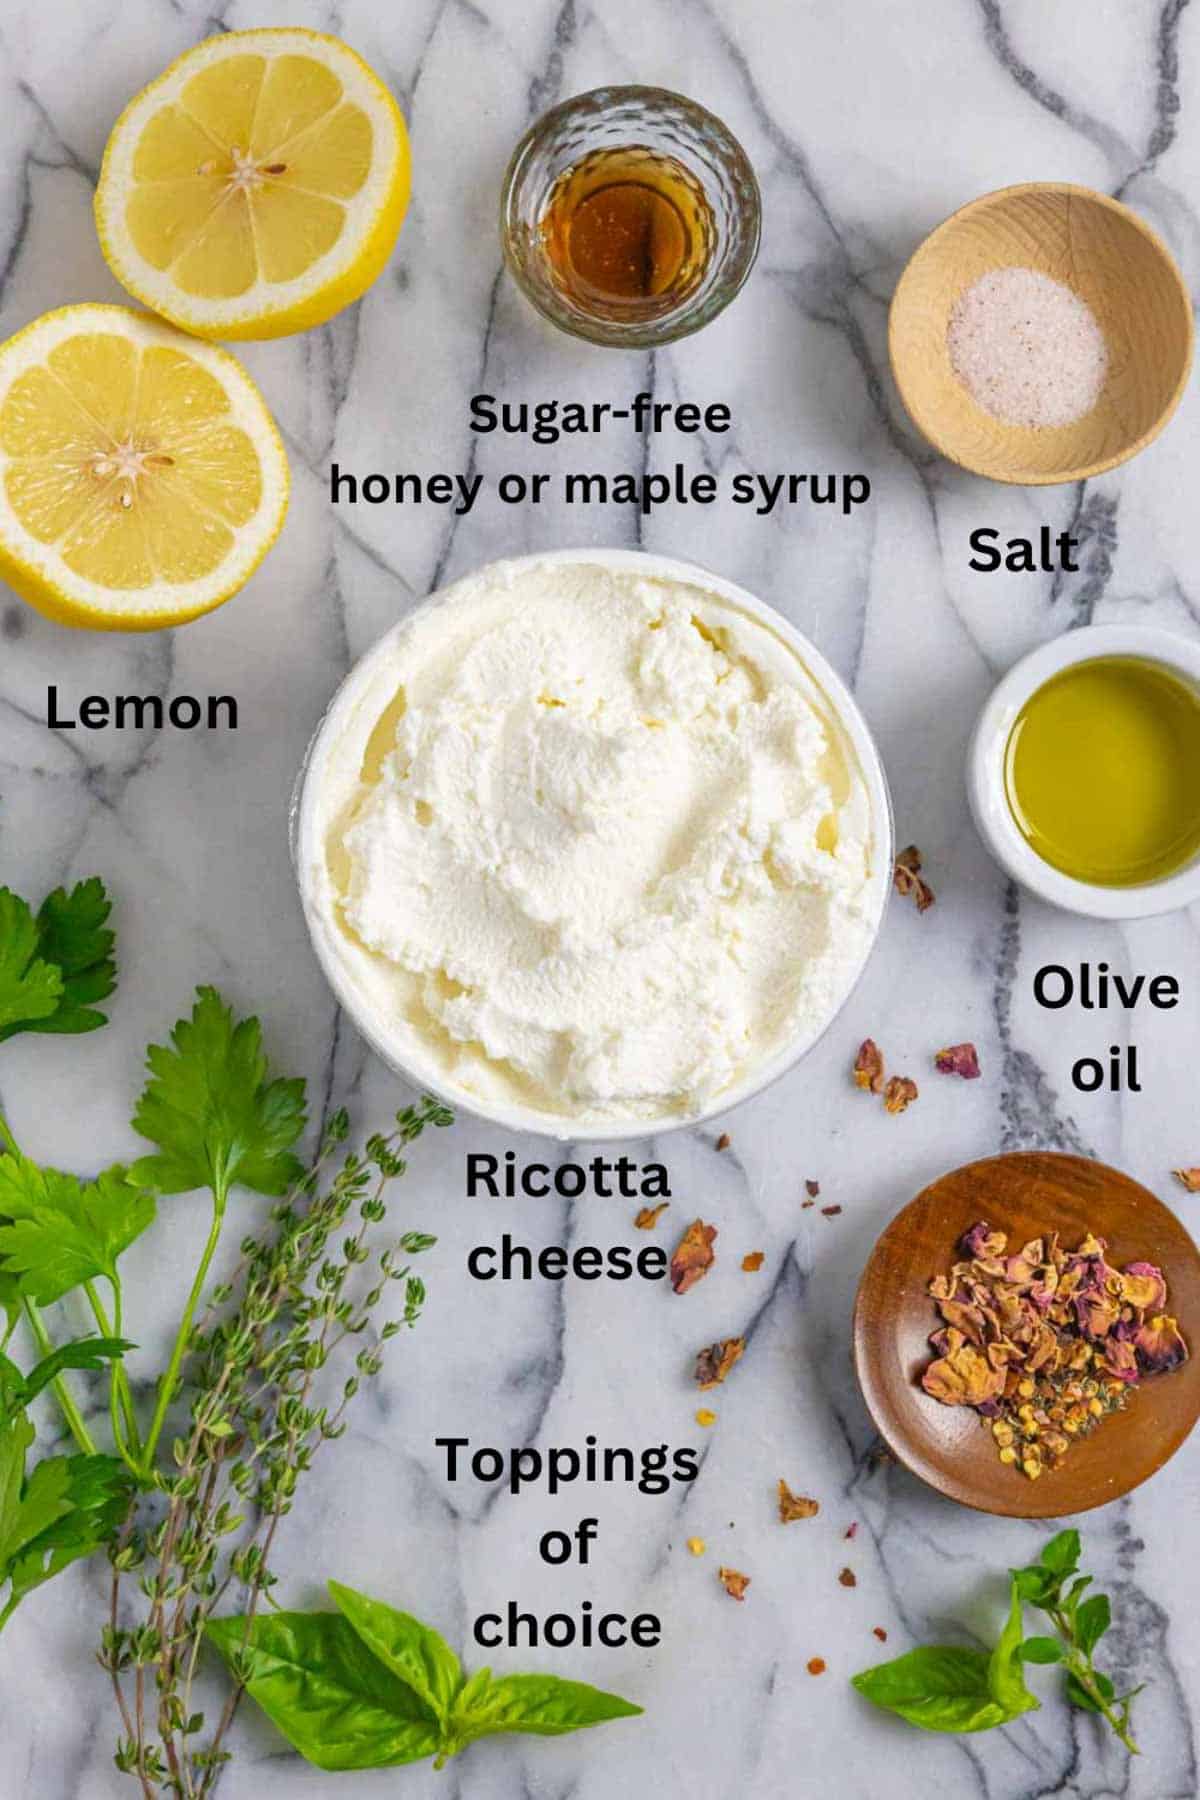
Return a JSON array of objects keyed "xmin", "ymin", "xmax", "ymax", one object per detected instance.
[
  {"xmin": 987, "ymin": 1580, "xmax": 1039, "ymax": 1718},
  {"xmin": 1067, "ymin": 1667, "xmax": 1115, "ymax": 1714},
  {"xmin": 851, "ymin": 1646, "xmax": 1010, "ymax": 1733},
  {"xmin": 1020, "ymin": 1636, "xmax": 1064, "ymax": 1665},
  {"xmin": 205, "ymin": 1612, "xmax": 441, "ymax": 1771},
  {"xmin": 450, "ymin": 1671, "xmax": 642, "ymax": 1747},
  {"xmin": 327, "ymin": 1579, "xmax": 462, "ymax": 1725},
  {"xmin": 1075, "ymin": 1593, "xmax": 1111, "ymax": 1656},
  {"xmin": 1039, "ymin": 1529, "xmax": 1081, "ymax": 1576}
]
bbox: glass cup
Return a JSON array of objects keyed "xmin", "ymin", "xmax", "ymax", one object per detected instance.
[{"xmin": 500, "ymin": 86, "xmax": 761, "ymax": 348}]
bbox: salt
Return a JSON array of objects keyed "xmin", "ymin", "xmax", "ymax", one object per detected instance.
[{"xmin": 947, "ymin": 266, "xmax": 1108, "ymax": 429}]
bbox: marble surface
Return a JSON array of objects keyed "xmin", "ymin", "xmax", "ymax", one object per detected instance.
[{"xmin": 2, "ymin": 1, "xmax": 1200, "ymax": 1796}]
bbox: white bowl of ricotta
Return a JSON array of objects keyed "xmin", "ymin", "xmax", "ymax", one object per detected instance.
[{"xmin": 293, "ymin": 550, "xmax": 892, "ymax": 1139}]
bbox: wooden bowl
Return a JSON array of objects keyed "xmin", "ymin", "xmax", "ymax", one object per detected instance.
[
  {"xmin": 889, "ymin": 183, "xmax": 1194, "ymax": 484},
  {"xmin": 853, "ymin": 1152, "xmax": 1200, "ymax": 1517}
]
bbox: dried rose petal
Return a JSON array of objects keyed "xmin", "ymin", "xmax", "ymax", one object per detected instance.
[
  {"xmin": 807, "ymin": 1657, "xmax": 826, "ymax": 1675},
  {"xmin": 854, "ymin": 1039, "xmax": 885, "ymax": 1094},
  {"xmin": 695, "ymin": 1337, "xmax": 745, "ymax": 1390},
  {"xmin": 716, "ymin": 1132, "xmax": 731, "ymax": 1152},
  {"xmin": 778, "ymin": 1480, "xmax": 819, "ymax": 1523},
  {"xmin": 634, "ymin": 1201, "xmax": 670, "ymax": 1229},
  {"xmin": 1173, "ymin": 1168, "xmax": 1200, "ymax": 1192},
  {"xmin": 671, "ymin": 1219, "xmax": 717, "ymax": 1295},
  {"xmin": 805, "ymin": 1178, "xmax": 821, "ymax": 1198},
  {"xmin": 1135, "ymin": 1313, "xmax": 1189, "ymax": 1373},
  {"xmin": 1119, "ymin": 1261, "xmax": 1166, "ymax": 1311},
  {"xmin": 961, "ymin": 1222, "xmax": 1006, "ymax": 1260},
  {"xmin": 742, "ymin": 1251, "xmax": 765, "ymax": 1272},
  {"xmin": 873, "ymin": 1626, "xmax": 888, "ymax": 1642},
  {"xmin": 718, "ymin": 1566, "xmax": 750, "ymax": 1602},
  {"xmin": 821, "ymin": 1204, "xmax": 843, "ymax": 1218},
  {"xmin": 935, "ymin": 1042, "xmax": 981, "ymax": 1080},
  {"xmin": 844, "ymin": 1522, "xmax": 859, "ymax": 1540},
  {"xmin": 921, "ymin": 1332, "xmax": 1005, "ymax": 1406},
  {"xmin": 883, "ymin": 1075, "xmax": 919, "ymax": 1115},
  {"xmin": 893, "ymin": 844, "xmax": 935, "ymax": 912},
  {"xmin": 838, "ymin": 1567, "xmax": 857, "ymax": 1588}
]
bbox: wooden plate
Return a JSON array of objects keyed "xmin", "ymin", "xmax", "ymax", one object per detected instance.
[
  {"xmin": 853, "ymin": 1152, "xmax": 1200, "ymax": 1517},
  {"xmin": 889, "ymin": 182, "xmax": 1193, "ymax": 484}
]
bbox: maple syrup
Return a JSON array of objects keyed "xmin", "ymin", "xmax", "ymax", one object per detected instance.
[{"xmin": 539, "ymin": 146, "xmax": 715, "ymax": 314}]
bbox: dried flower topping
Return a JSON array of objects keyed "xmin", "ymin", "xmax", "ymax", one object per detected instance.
[
  {"xmin": 844, "ymin": 1522, "xmax": 858, "ymax": 1540},
  {"xmin": 777, "ymin": 1480, "xmax": 819, "ymax": 1523},
  {"xmin": 893, "ymin": 844, "xmax": 935, "ymax": 912},
  {"xmin": 805, "ymin": 1178, "xmax": 821, "ymax": 1198},
  {"xmin": 694, "ymin": 1337, "xmax": 745, "ymax": 1390},
  {"xmin": 821, "ymin": 1204, "xmax": 843, "ymax": 1218},
  {"xmin": 854, "ymin": 1039, "xmax": 885, "ymax": 1093},
  {"xmin": 806, "ymin": 1657, "xmax": 826, "ymax": 1676},
  {"xmin": 742, "ymin": 1251, "xmax": 765, "ymax": 1272},
  {"xmin": 671, "ymin": 1219, "xmax": 717, "ymax": 1294},
  {"xmin": 695, "ymin": 1408, "xmax": 717, "ymax": 1427},
  {"xmin": 935, "ymin": 1042, "xmax": 981, "ymax": 1079},
  {"xmin": 716, "ymin": 1132, "xmax": 731, "ymax": 1152},
  {"xmin": 686, "ymin": 1537, "xmax": 706, "ymax": 1557},
  {"xmin": 883, "ymin": 1075, "xmax": 919, "ymax": 1115},
  {"xmin": 718, "ymin": 1566, "xmax": 750, "ymax": 1602},
  {"xmin": 838, "ymin": 1567, "xmax": 857, "ymax": 1588},
  {"xmin": 872, "ymin": 1626, "xmax": 888, "ymax": 1642},
  {"xmin": 634, "ymin": 1201, "xmax": 670, "ymax": 1229},
  {"xmin": 921, "ymin": 1220, "xmax": 1189, "ymax": 1479},
  {"xmin": 1174, "ymin": 1168, "xmax": 1200, "ymax": 1193}
]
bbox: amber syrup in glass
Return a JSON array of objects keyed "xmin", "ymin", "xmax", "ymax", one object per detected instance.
[{"xmin": 538, "ymin": 146, "xmax": 714, "ymax": 312}]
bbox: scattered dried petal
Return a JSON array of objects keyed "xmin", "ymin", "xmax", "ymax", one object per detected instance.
[
  {"xmin": 935, "ymin": 1042, "xmax": 981, "ymax": 1079},
  {"xmin": 844, "ymin": 1522, "xmax": 858, "ymax": 1540},
  {"xmin": 893, "ymin": 844, "xmax": 935, "ymax": 912},
  {"xmin": 671, "ymin": 1219, "xmax": 718, "ymax": 1295},
  {"xmin": 821, "ymin": 1204, "xmax": 843, "ymax": 1218},
  {"xmin": 686, "ymin": 1537, "xmax": 706, "ymax": 1557},
  {"xmin": 778, "ymin": 1480, "xmax": 820, "ymax": 1523},
  {"xmin": 1174, "ymin": 1168, "xmax": 1200, "ymax": 1193},
  {"xmin": 807, "ymin": 1657, "xmax": 826, "ymax": 1676},
  {"xmin": 883, "ymin": 1075, "xmax": 919, "ymax": 1115},
  {"xmin": 716, "ymin": 1132, "xmax": 731, "ymax": 1151},
  {"xmin": 742, "ymin": 1251, "xmax": 765, "ymax": 1272},
  {"xmin": 838, "ymin": 1567, "xmax": 857, "ymax": 1588},
  {"xmin": 695, "ymin": 1408, "xmax": 717, "ymax": 1427},
  {"xmin": 802, "ymin": 1199, "xmax": 816, "ymax": 1210},
  {"xmin": 718, "ymin": 1566, "xmax": 750, "ymax": 1602},
  {"xmin": 634, "ymin": 1201, "xmax": 670, "ymax": 1229},
  {"xmin": 873, "ymin": 1626, "xmax": 888, "ymax": 1642},
  {"xmin": 695, "ymin": 1337, "xmax": 745, "ymax": 1390},
  {"xmin": 854, "ymin": 1038, "xmax": 885, "ymax": 1093},
  {"xmin": 805, "ymin": 1179, "xmax": 821, "ymax": 1198}
]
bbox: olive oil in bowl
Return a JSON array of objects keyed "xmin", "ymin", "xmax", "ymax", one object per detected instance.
[{"xmin": 1004, "ymin": 655, "xmax": 1200, "ymax": 886}]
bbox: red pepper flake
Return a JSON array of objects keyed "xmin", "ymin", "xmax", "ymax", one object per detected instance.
[
  {"xmin": 742, "ymin": 1251, "xmax": 765, "ymax": 1272},
  {"xmin": 935, "ymin": 1042, "xmax": 981, "ymax": 1080},
  {"xmin": 806, "ymin": 1657, "xmax": 826, "ymax": 1676},
  {"xmin": 716, "ymin": 1132, "xmax": 731, "ymax": 1151},
  {"xmin": 873, "ymin": 1626, "xmax": 888, "ymax": 1642},
  {"xmin": 893, "ymin": 844, "xmax": 935, "ymax": 912},
  {"xmin": 634, "ymin": 1201, "xmax": 670, "ymax": 1229},
  {"xmin": 821, "ymin": 1204, "xmax": 843, "ymax": 1218},
  {"xmin": 854, "ymin": 1038, "xmax": 885, "ymax": 1094},
  {"xmin": 1174, "ymin": 1168, "xmax": 1200, "ymax": 1193},
  {"xmin": 670, "ymin": 1219, "xmax": 717, "ymax": 1295},
  {"xmin": 838, "ymin": 1567, "xmax": 857, "ymax": 1588},
  {"xmin": 883, "ymin": 1075, "xmax": 919, "ymax": 1115},
  {"xmin": 805, "ymin": 1178, "xmax": 820, "ymax": 1198},
  {"xmin": 844, "ymin": 1522, "xmax": 858, "ymax": 1540},
  {"xmin": 718, "ymin": 1566, "xmax": 750, "ymax": 1602}
]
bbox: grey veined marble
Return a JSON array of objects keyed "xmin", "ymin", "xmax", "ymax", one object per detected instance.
[{"xmin": 1, "ymin": 1, "xmax": 1199, "ymax": 1796}]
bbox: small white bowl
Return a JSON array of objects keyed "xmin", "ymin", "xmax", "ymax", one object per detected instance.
[
  {"xmin": 293, "ymin": 548, "xmax": 893, "ymax": 1141},
  {"xmin": 968, "ymin": 623, "xmax": 1200, "ymax": 919}
]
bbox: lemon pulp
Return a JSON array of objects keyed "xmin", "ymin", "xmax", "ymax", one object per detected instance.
[{"xmin": 1005, "ymin": 656, "xmax": 1200, "ymax": 886}]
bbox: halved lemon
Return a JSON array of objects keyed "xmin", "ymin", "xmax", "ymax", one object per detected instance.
[
  {"xmin": 0, "ymin": 304, "xmax": 289, "ymax": 630},
  {"xmin": 95, "ymin": 29, "xmax": 410, "ymax": 340}
]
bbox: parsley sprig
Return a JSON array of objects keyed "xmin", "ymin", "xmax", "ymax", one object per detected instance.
[{"xmin": 0, "ymin": 878, "xmax": 116, "ymax": 1042}]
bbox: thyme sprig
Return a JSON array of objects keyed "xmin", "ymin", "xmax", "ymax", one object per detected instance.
[{"xmin": 100, "ymin": 1096, "xmax": 448, "ymax": 1798}]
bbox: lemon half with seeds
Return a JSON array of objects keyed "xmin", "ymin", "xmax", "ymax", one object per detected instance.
[
  {"xmin": 95, "ymin": 29, "xmax": 411, "ymax": 340},
  {"xmin": 0, "ymin": 304, "xmax": 288, "ymax": 631}
]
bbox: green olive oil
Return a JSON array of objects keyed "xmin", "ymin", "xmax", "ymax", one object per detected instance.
[{"xmin": 1004, "ymin": 655, "xmax": 1200, "ymax": 886}]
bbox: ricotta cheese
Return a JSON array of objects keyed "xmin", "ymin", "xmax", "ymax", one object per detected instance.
[{"xmin": 300, "ymin": 556, "xmax": 884, "ymax": 1129}]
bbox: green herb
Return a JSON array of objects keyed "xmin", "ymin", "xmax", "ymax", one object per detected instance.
[
  {"xmin": 852, "ymin": 1530, "xmax": 1140, "ymax": 1754},
  {"xmin": 0, "ymin": 878, "xmax": 116, "ymax": 1042},
  {"xmin": 102, "ymin": 1093, "xmax": 449, "ymax": 1797},
  {"xmin": 0, "ymin": 1407, "xmax": 130, "ymax": 1633},
  {"xmin": 206, "ymin": 1581, "xmax": 641, "ymax": 1772}
]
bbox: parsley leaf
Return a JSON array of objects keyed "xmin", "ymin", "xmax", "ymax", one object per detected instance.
[
  {"xmin": 0, "ymin": 1410, "xmax": 130, "ymax": 1611},
  {"xmin": 0, "ymin": 879, "xmax": 117, "ymax": 1043},
  {"xmin": 132, "ymin": 987, "xmax": 307, "ymax": 1200},
  {"xmin": 0, "ymin": 1154, "xmax": 155, "ymax": 1305},
  {"xmin": 30, "ymin": 878, "xmax": 117, "ymax": 1036},
  {"xmin": 0, "ymin": 890, "xmax": 62, "ymax": 1040}
]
